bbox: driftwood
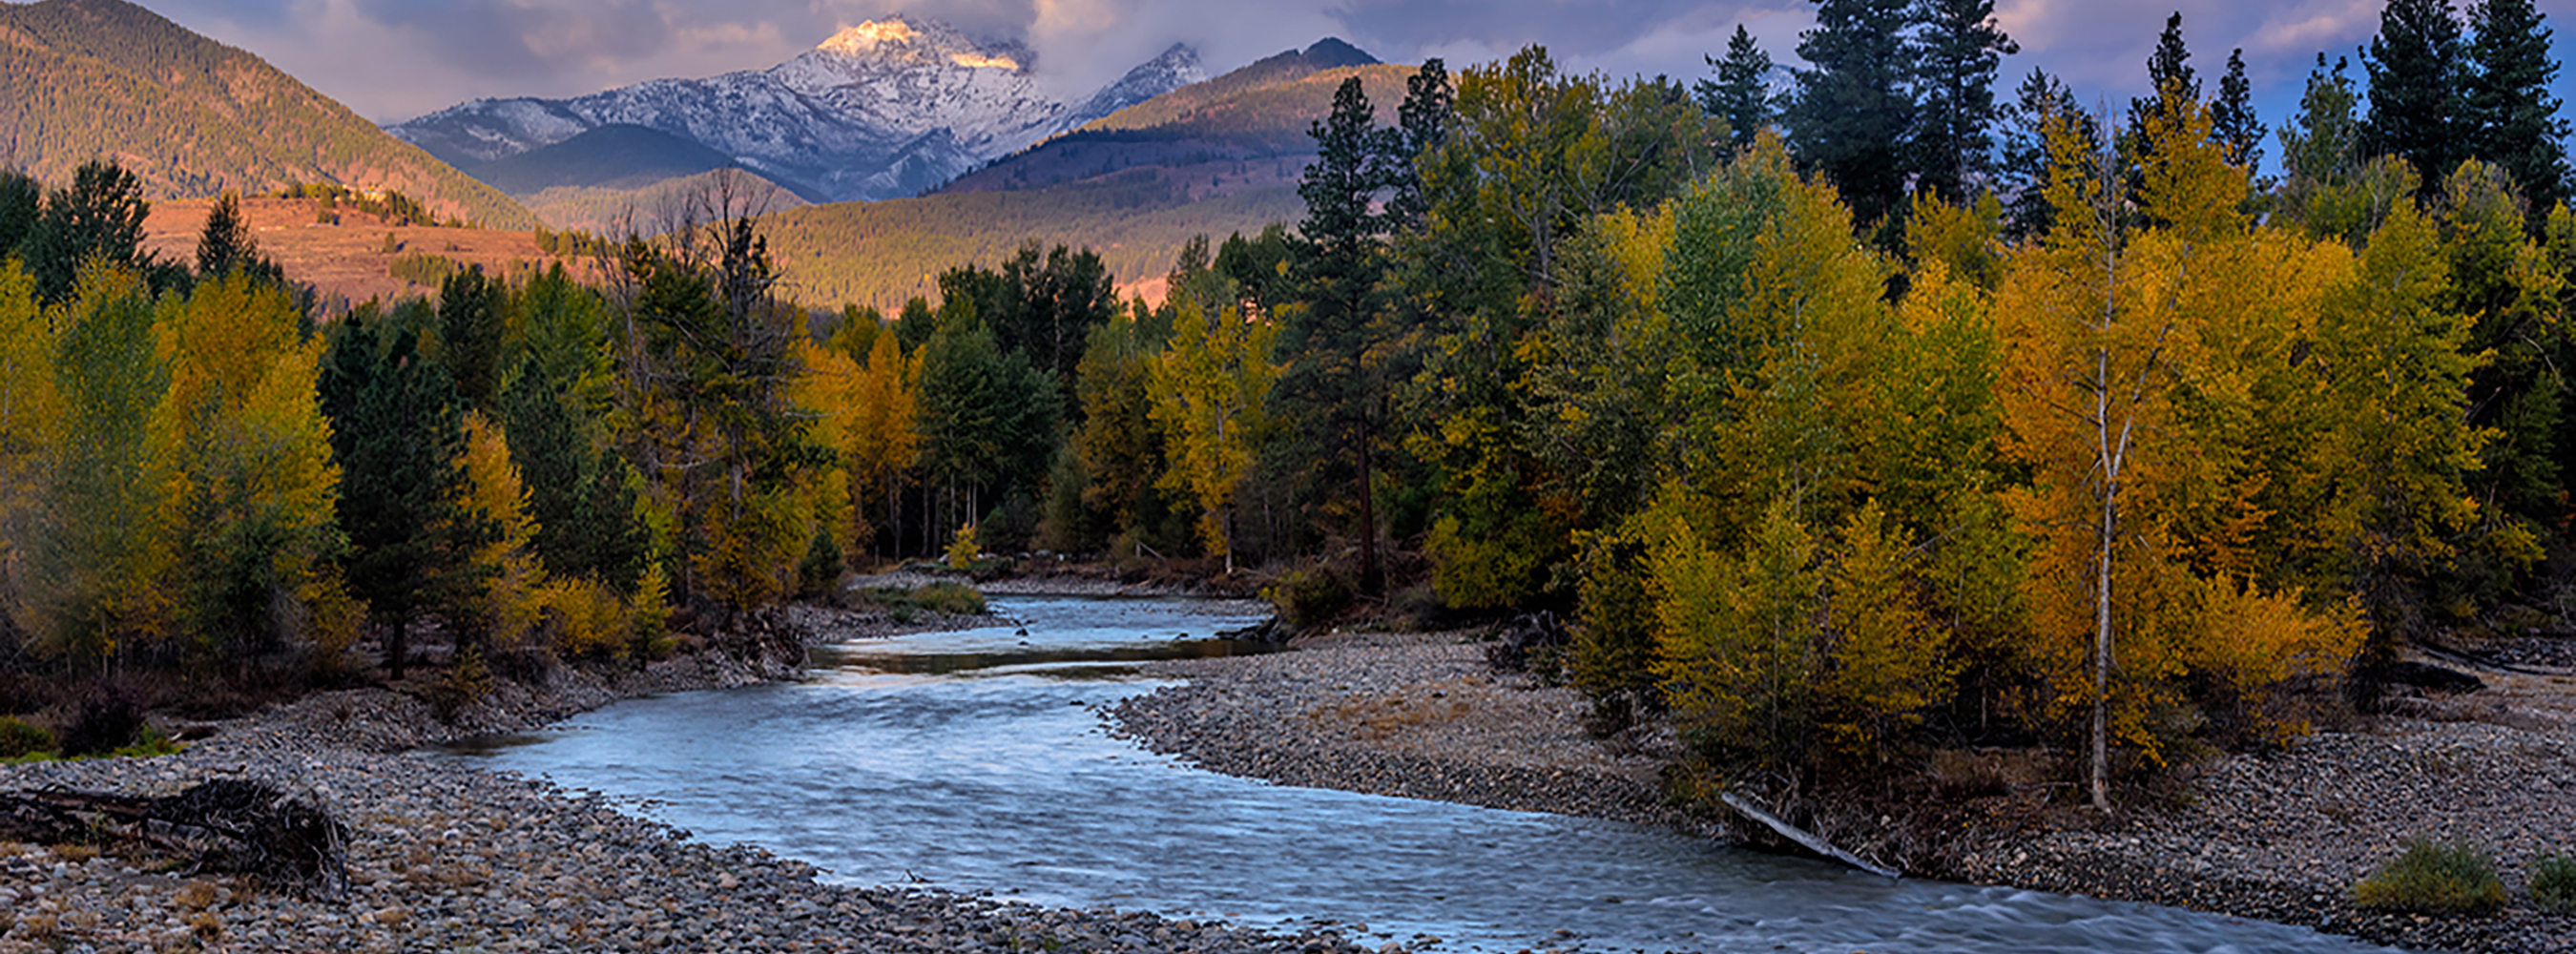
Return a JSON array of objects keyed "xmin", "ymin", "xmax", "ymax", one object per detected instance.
[
  {"xmin": 1717, "ymin": 789, "xmax": 1901, "ymax": 880},
  {"xmin": 0, "ymin": 778, "xmax": 349, "ymax": 899}
]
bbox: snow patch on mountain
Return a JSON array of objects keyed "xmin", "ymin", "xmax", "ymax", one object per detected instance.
[{"xmin": 388, "ymin": 15, "xmax": 1206, "ymax": 204}]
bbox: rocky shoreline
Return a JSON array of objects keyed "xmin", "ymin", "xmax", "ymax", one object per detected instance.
[
  {"xmin": 1110, "ymin": 630, "xmax": 2576, "ymax": 954},
  {"xmin": 0, "ymin": 605, "xmax": 1369, "ymax": 954}
]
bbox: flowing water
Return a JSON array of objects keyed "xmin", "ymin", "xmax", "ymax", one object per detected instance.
[{"xmin": 443, "ymin": 595, "xmax": 2399, "ymax": 953}]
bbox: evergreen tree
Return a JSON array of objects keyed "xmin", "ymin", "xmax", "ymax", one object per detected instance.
[
  {"xmin": 1999, "ymin": 68, "xmax": 2096, "ymax": 240},
  {"xmin": 1698, "ymin": 26, "xmax": 1776, "ymax": 149},
  {"xmin": 193, "ymin": 192, "xmax": 285, "ymax": 287},
  {"xmin": 2365, "ymin": 0, "xmax": 2469, "ymax": 191},
  {"xmin": 1785, "ymin": 0, "xmax": 1918, "ymax": 227},
  {"xmin": 318, "ymin": 311, "xmax": 492, "ymax": 680},
  {"xmin": 2212, "ymin": 49, "xmax": 2266, "ymax": 171},
  {"xmin": 437, "ymin": 266, "xmax": 509, "ymax": 414},
  {"xmin": 27, "ymin": 160, "xmax": 149, "ymax": 306},
  {"xmin": 0, "ymin": 170, "xmax": 41, "ymax": 262},
  {"xmin": 2465, "ymin": 0, "xmax": 2569, "ymax": 215},
  {"xmin": 195, "ymin": 192, "xmax": 252, "ymax": 278},
  {"xmin": 1909, "ymin": 0, "xmax": 2019, "ymax": 202},
  {"xmin": 2141, "ymin": 11, "xmax": 2198, "ymax": 109},
  {"xmin": 1291, "ymin": 75, "xmax": 1403, "ymax": 593},
  {"xmin": 1384, "ymin": 58, "xmax": 1454, "ymax": 234}
]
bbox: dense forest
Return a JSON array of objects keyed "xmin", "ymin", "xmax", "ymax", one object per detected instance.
[{"xmin": 4, "ymin": 0, "xmax": 2573, "ymax": 824}]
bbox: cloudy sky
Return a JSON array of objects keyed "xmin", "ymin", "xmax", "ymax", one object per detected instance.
[{"xmin": 138, "ymin": 0, "xmax": 2576, "ymax": 156}]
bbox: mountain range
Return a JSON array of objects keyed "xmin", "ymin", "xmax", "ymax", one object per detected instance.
[
  {"xmin": 0, "ymin": 0, "xmax": 535, "ymax": 228},
  {"xmin": 388, "ymin": 18, "xmax": 1207, "ymax": 204},
  {"xmin": 763, "ymin": 39, "xmax": 1415, "ymax": 312}
]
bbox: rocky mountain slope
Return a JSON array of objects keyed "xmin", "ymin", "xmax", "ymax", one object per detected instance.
[
  {"xmin": 390, "ymin": 17, "xmax": 1205, "ymax": 203},
  {"xmin": 0, "ymin": 0, "xmax": 535, "ymax": 229}
]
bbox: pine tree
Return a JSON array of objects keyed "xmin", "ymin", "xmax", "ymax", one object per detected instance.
[
  {"xmin": 1785, "ymin": 0, "xmax": 1918, "ymax": 227},
  {"xmin": 318, "ymin": 311, "xmax": 492, "ymax": 681},
  {"xmin": 1909, "ymin": 0, "xmax": 2019, "ymax": 202},
  {"xmin": 2365, "ymin": 0, "xmax": 2469, "ymax": 191},
  {"xmin": 1999, "ymin": 68, "xmax": 2095, "ymax": 240},
  {"xmin": 1384, "ymin": 59, "xmax": 1454, "ymax": 234},
  {"xmin": 0, "ymin": 170, "xmax": 36, "ymax": 261},
  {"xmin": 1698, "ymin": 26, "xmax": 1776, "ymax": 149},
  {"xmin": 195, "ymin": 192, "xmax": 251, "ymax": 278},
  {"xmin": 27, "ymin": 160, "xmax": 150, "ymax": 306},
  {"xmin": 2212, "ymin": 50, "xmax": 2265, "ymax": 171},
  {"xmin": 2144, "ymin": 11, "xmax": 2198, "ymax": 105},
  {"xmin": 437, "ymin": 266, "xmax": 509, "ymax": 414},
  {"xmin": 1290, "ymin": 74, "xmax": 1401, "ymax": 593},
  {"xmin": 2465, "ymin": 0, "xmax": 2569, "ymax": 215}
]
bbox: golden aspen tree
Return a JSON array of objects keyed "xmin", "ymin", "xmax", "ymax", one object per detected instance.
[
  {"xmin": 1819, "ymin": 502, "xmax": 1952, "ymax": 766},
  {"xmin": 0, "ymin": 260, "xmax": 56, "ymax": 624},
  {"xmin": 460, "ymin": 412, "xmax": 545, "ymax": 656},
  {"xmin": 846, "ymin": 331, "xmax": 920, "ymax": 559},
  {"xmin": 1996, "ymin": 107, "xmax": 2190, "ymax": 812},
  {"xmin": 151, "ymin": 273, "xmax": 346, "ymax": 664},
  {"xmin": 1149, "ymin": 298, "xmax": 1278, "ymax": 573}
]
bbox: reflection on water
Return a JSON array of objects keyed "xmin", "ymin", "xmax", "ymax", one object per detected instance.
[{"xmin": 441, "ymin": 595, "xmax": 2398, "ymax": 954}]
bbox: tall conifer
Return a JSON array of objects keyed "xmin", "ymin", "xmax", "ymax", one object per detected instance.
[
  {"xmin": 2365, "ymin": 0, "xmax": 2468, "ymax": 191},
  {"xmin": 1786, "ymin": 0, "xmax": 1917, "ymax": 227},
  {"xmin": 1909, "ymin": 0, "xmax": 2019, "ymax": 202},
  {"xmin": 2465, "ymin": 0, "xmax": 2569, "ymax": 213}
]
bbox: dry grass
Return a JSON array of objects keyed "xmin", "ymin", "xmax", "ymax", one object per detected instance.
[{"xmin": 139, "ymin": 197, "xmax": 597, "ymax": 309}]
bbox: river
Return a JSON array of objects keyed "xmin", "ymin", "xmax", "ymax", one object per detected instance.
[{"xmin": 443, "ymin": 594, "xmax": 2400, "ymax": 953}]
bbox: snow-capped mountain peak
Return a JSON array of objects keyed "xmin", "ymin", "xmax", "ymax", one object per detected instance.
[{"xmin": 387, "ymin": 15, "xmax": 1198, "ymax": 203}]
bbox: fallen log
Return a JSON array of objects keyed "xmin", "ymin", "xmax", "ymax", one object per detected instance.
[
  {"xmin": 0, "ymin": 778, "xmax": 349, "ymax": 899},
  {"xmin": 1718, "ymin": 789, "xmax": 1901, "ymax": 880}
]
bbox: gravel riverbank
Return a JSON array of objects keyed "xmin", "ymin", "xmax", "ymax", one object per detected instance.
[
  {"xmin": 0, "ymin": 606, "xmax": 1369, "ymax": 954},
  {"xmin": 1110, "ymin": 630, "xmax": 2576, "ymax": 954}
]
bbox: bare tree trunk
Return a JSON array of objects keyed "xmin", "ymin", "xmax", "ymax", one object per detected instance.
[{"xmin": 1359, "ymin": 423, "xmax": 1380, "ymax": 597}]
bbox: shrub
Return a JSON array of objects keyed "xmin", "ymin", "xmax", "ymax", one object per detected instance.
[
  {"xmin": 58, "ymin": 683, "xmax": 146, "ymax": 757},
  {"xmin": 1266, "ymin": 565, "xmax": 1350, "ymax": 629},
  {"xmin": 798, "ymin": 529, "xmax": 845, "ymax": 600},
  {"xmin": 2532, "ymin": 852, "xmax": 2576, "ymax": 915},
  {"xmin": 911, "ymin": 581, "xmax": 986, "ymax": 616},
  {"xmin": 2353, "ymin": 838, "xmax": 2507, "ymax": 913},
  {"xmin": 0, "ymin": 716, "xmax": 55, "ymax": 758}
]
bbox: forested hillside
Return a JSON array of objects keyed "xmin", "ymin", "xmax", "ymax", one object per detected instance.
[
  {"xmin": 0, "ymin": 0, "xmax": 536, "ymax": 229},
  {"xmin": 770, "ymin": 40, "xmax": 1412, "ymax": 313}
]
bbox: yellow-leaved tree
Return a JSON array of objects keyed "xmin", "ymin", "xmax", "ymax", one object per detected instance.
[
  {"xmin": 23, "ymin": 265, "xmax": 172, "ymax": 667},
  {"xmin": 0, "ymin": 259, "xmax": 57, "ymax": 627},
  {"xmin": 149, "ymin": 270, "xmax": 354, "ymax": 667},
  {"xmin": 460, "ymin": 411, "xmax": 545, "ymax": 657},
  {"xmin": 1149, "ymin": 298, "xmax": 1278, "ymax": 573}
]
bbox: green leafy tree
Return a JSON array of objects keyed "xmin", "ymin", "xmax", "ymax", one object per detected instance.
[
  {"xmin": 1384, "ymin": 58, "xmax": 1455, "ymax": 233},
  {"xmin": 1699, "ymin": 26, "xmax": 1776, "ymax": 149},
  {"xmin": 2464, "ymin": 0, "xmax": 2569, "ymax": 215},
  {"xmin": 1909, "ymin": 0, "xmax": 2019, "ymax": 203},
  {"xmin": 149, "ymin": 271, "xmax": 344, "ymax": 665},
  {"xmin": 502, "ymin": 268, "xmax": 647, "ymax": 589},
  {"xmin": 19, "ymin": 265, "xmax": 167, "ymax": 668},
  {"xmin": 2365, "ymin": 0, "xmax": 2469, "ymax": 192},
  {"xmin": 1785, "ymin": 0, "xmax": 1918, "ymax": 227}
]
